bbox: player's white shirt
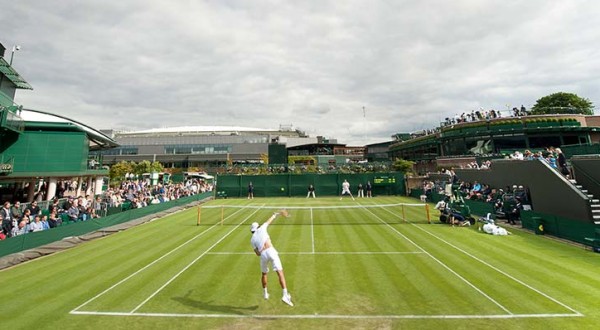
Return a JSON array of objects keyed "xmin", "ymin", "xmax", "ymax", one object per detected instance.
[
  {"xmin": 251, "ymin": 223, "xmax": 271, "ymax": 252},
  {"xmin": 342, "ymin": 181, "xmax": 350, "ymax": 193},
  {"xmin": 483, "ymin": 223, "xmax": 495, "ymax": 234},
  {"xmin": 483, "ymin": 223, "xmax": 509, "ymax": 236},
  {"xmin": 434, "ymin": 201, "xmax": 446, "ymax": 210}
]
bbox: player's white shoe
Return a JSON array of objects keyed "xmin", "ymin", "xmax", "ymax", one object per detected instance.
[
  {"xmin": 263, "ymin": 292, "xmax": 269, "ymax": 300},
  {"xmin": 282, "ymin": 293, "xmax": 294, "ymax": 306}
]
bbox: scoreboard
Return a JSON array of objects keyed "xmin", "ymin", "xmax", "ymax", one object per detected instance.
[{"xmin": 373, "ymin": 176, "xmax": 396, "ymax": 185}]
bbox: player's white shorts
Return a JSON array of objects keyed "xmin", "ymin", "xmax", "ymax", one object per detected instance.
[
  {"xmin": 260, "ymin": 247, "xmax": 283, "ymax": 273},
  {"xmin": 342, "ymin": 188, "xmax": 351, "ymax": 195}
]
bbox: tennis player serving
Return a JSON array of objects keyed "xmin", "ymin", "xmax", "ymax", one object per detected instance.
[{"xmin": 250, "ymin": 209, "xmax": 294, "ymax": 306}]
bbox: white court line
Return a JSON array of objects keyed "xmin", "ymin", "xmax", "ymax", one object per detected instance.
[
  {"xmin": 206, "ymin": 251, "xmax": 425, "ymax": 255},
  {"xmin": 129, "ymin": 207, "xmax": 263, "ymax": 314},
  {"xmin": 71, "ymin": 207, "xmax": 248, "ymax": 313},
  {"xmin": 310, "ymin": 207, "xmax": 315, "ymax": 254},
  {"xmin": 377, "ymin": 206, "xmax": 583, "ymax": 316},
  {"xmin": 359, "ymin": 205, "xmax": 513, "ymax": 315},
  {"xmin": 70, "ymin": 310, "xmax": 582, "ymax": 319}
]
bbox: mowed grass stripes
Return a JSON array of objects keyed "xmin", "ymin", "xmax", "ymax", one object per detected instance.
[{"xmin": 1, "ymin": 196, "xmax": 599, "ymax": 329}]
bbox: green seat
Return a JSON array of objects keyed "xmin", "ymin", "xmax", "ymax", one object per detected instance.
[{"xmin": 60, "ymin": 213, "xmax": 72, "ymax": 225}]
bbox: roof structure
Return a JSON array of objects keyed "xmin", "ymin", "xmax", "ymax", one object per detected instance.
[
  {"xmin": 20, "ymin": 108, "xmax": 118, "ymax": 150},
  {"xmin": 0, "ymin": 57, "xmax": 32, "ymax": 90}
]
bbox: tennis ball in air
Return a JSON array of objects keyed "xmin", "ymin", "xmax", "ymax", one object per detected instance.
[{"xmin": 281, "ymin": 187, "xmax": 285, "ymax": 191}]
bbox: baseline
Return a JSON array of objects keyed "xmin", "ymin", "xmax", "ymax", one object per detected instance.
[{"xmin": 70, "ymin": 310, "xmax": 582, "ymax": 320}]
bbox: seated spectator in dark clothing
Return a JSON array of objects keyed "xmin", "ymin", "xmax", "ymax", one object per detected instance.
[
  {"xmin": 27, "ymin": 201, "xmax": 41, "ymax": 217},
  {"xmin": 48, "ymin": 198, "xmax": 61, "ymax": 214},
  {"xmin": 486, "ymin": 189, "xmax": 498, "ymax": 203},
  {"xmin": 86, "ymin": 207, "xmax": 99, "ymax": 219},
  {"xmin": 48, "ymin": 209, "xmax": 62, "ymax": 228},
  {"xmin": 62, "ymin": 198, "xmax": 73, "ymax": 212},
  {"xmin": 21, "ymin": 209, "xmax": 32, "ymax": 225},
  {"xmin": 514, "ymin": 185, "xmax": 528, "ymax": 203}
]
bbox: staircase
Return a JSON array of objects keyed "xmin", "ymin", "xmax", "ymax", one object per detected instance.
[{"xmin": 570, "ymin": 179, "xmax": 600, "ymax": 224}]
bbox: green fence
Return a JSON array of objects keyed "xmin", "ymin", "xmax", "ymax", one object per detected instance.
[
  {"xmin": 521, "ymin": 211, "xmax": 599, "ymax": 246},
  {"xmin": 0, "ymin": 192, "xmax": 211, "ymax": 258},
  {"xmin": 216, "ymin": 173, "xmax": 405, "ymax": 198}
]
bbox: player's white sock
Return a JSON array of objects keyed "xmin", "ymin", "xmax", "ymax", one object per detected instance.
[{"xmin": 283, "ymin": 288, "xmax": 288, "ymax": 296}]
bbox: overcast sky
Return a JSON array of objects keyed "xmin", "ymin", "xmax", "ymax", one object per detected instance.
[{"xmin": 3, "ymin": 1, "xmax": 600, "ymax": 145}]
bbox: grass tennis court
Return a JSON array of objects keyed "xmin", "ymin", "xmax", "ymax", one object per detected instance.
[{"xmin": 1, "ymin": 196, "xmax": 599, "ymax": 329}]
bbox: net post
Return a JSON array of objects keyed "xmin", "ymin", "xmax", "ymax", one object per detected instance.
[
  {"xmin": 425, "ymin": 204, "xmax": 431, "ymax": 224},
  {"xmin": 197, "ymin": 205, "xmax": 201, "ymax": 226},
  {"xmin": 402, "ymin": 204, "xmax": 406, "ymax": 223},
  {"xmin": 221, "ymin": 206, "xmax": 224, "ymax": 226}
]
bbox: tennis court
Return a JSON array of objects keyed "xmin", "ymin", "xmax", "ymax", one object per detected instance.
[{"xmin": 2, "ymin": 197, "xmax": 599, "ymax": 329}]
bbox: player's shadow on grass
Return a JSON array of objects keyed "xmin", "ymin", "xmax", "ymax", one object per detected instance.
[{"xmin": 172, "ymin": 290, "xmax": 258, "ymax": 315}]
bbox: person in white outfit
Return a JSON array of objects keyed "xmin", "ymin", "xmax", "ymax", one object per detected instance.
[
  {"xmin": 340, "ymin": 179, "xmax": 355, "ymax": 200},
  {"xmin": 250, "ymin": 210, "xmax": 294, "ymax": 306}
]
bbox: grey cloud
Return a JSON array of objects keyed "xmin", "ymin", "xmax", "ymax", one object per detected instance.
[{"xmin": 3, "ymin": 0, "xmax": 600, "ymax": 145}]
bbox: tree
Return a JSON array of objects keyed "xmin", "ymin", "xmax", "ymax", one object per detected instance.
[
  {"xmin": 109, "ymin": 161, "xmax": 134, "ymax": 181},
  {"xmin": 132, "ymin": 160, "xmax": 164, "ymax": 175},
  {"xmin": 530, "ymin": 92, "xmax": 594, "ymax": 115},
  {"xmin": 392, "ymin": 158, "xmax": 415, "ymax": 174}
]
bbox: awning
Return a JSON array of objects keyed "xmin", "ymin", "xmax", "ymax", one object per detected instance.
[{"xmin": 0, "ymin": 58, "xmax": 33, "ymax": 90}]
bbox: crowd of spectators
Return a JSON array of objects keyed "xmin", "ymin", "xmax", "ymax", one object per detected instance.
[
  {"xmin": 394, "ymin": 105, "xmax": 530, "ymax": 143},
  {"xmin": 442, "ymin": 105, "xmax": 528, "ymax": 127},
  {"xmin": 222, "ymin": 162, "xmax": 391, "ymax": 175},
  {"xmin": 0, "ymin": 178, "xmax": 213, "ymax": 241},
  {"xmin": 423, "ymin": 171, "xmax": 528, "ymax": 225},
  {"xmin": 508, "ymin": 146, "xmax": 570, "ymax": 177}
]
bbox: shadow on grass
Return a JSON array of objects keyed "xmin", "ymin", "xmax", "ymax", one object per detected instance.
[{"xmin": 172, "ymin": 290, "xmax": 258, "ymax": 315}]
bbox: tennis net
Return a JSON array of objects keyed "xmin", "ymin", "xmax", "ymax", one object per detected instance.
[{"xmin": 197, "ymin": 202, "xmax": 431, "ymax": 226}]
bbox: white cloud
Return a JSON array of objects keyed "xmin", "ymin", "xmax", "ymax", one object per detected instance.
[{"xmin": 3, "ymin": 0, "xmax": 600, "ymax": 145}]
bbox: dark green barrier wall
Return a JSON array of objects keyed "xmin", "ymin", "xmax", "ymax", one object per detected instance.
[
  {"xmin": 0, "ymin": 192, "xmax": 211, "ymax": 258},
  {"xmin": 216, "ymin": 173, "xmax": 405, "ymax": 197},
  {"xmin": 521, "ymin": 211, "xmax": 599, "ymax": 246}
]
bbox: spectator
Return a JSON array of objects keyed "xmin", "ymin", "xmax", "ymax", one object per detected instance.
[
  {"xmin": 67, "ymin": 202, "xmax": 79, "ymax": 222},
  {"xmin": 41, "ymin": 215, "xmax": 50, "ymax": 230},
  {"xmin": 555, "ymin": 148, "xmax": 569, "ymax": 177},
  {"xmin": 507, "ymin": 198, "xmax": 523, "ymax": 225},
  {"xmin": 86, "ymin": 207, "xmax": 99, "ymax": 219},
  {"xmin": 510, "ymin": 151, "xmax": 524, "ymax": 160},
  {"xmin": 468, "ymin": 181, "xmax": 482, "ymax": 199},
  {"xmin": 1, "ymin": 201, "xmax": 13, "ymax": 238},
  {"xmin": 48, "ymin": 198, "xmax": 61, "ymax": 214},
  {"xmin": 546, "ymin": 154, "xmax": 558, "ymax": 169},
  {"xmin": 30, "ymin": 215, "xmax": 44, "ymax": 232},
  {"xmin": 21, "ymin": 209, "xmax": 32, "ymax": 226},
  {"xmin": 48, "ymin": 209, "xmax": 62, "ymax": 228},
  {"xmin": 27, "ymin": 201, "xmax": 41, "ymax": 217},
  {"xmin": 10, "ymin": 201, "xmax": 22, "ymax": 222},
  {"xmin": 78, "ymin": 199, "xmax": 88, "ymax": 221}
]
